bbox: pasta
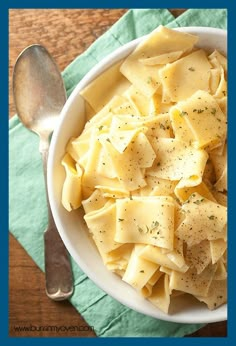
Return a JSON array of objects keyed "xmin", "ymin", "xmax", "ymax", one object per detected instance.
[{"xmin": 61, "ymin": 25, "xmax": 227, "ymax": 314}]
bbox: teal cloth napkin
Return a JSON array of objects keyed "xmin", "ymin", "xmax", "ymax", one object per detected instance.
[{"xmin": 9, "ymin": 9, "xmax": 227, "ymax": 337}]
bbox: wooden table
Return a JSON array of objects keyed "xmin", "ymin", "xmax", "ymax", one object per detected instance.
[{"xmin": 9, "ymin": 9, "xmax": 227, "ymax": 337}]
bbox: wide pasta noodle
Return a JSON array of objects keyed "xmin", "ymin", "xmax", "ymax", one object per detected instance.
[{"xmin": 61, "ymin": 26, "xmax": 227, "ymax": 314}]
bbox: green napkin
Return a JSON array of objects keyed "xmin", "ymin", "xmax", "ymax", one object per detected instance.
[{"xmin": 9, "ymin": 9, "xmax": 227, "ymax": 337}]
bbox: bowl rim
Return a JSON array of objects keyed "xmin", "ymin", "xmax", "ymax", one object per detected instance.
[{"xmin": 48, "ymin": 26, "xmax": 227, "ymax": 324}]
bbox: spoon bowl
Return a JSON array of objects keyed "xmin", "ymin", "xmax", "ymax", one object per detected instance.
[{"xmin": 13, "ymin": 44, "xmax": 66, "ymax": 138}]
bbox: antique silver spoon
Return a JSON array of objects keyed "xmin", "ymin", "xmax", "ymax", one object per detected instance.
[{"xmin": 13, "ymin": 44, "xmax": 74, "ymax": 300}]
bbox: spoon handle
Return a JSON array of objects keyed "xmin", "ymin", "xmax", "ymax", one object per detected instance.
[{"xmin": 40, "ymin": 139, "xmax": 74, "ymax": 301}]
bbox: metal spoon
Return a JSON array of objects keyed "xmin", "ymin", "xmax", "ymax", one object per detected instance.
[{"xmin": 13, "ymin": 44, "xmax": 74, "ymax": 301}]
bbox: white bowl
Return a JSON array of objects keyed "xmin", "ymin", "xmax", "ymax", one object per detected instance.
[{"xmin": 48, "ymin": 27, "xmax": 227, "ymax": 324}]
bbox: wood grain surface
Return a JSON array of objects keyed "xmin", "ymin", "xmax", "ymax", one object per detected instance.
[{"xmin": 9, "ymin": 9, "xmax": 227, "ymax": 337}]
